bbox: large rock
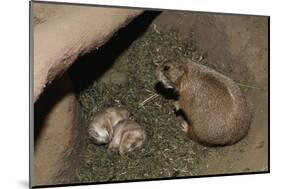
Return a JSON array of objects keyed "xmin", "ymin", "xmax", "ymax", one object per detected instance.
[
  {"xmin": 33, "ymin": 74, "xmax": 81, "ymax": 186},
  {"xmin": 32, "ymin": 2, "xmax": 143, "ymax": 102}
]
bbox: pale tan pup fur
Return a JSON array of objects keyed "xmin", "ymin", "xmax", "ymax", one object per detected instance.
[
  {"xmin": 156, "ymin": 59, "xmax": 251, "ymax": 146},
  {"xmin": 88, "ymin": 107, "xmax": 130, "ymax": 144},
  {"xmin": 108, "ymin": 119, "xmax": 146, "ymax": 155}
]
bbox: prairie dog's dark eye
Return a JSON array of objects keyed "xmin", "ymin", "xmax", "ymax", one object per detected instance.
[
  {"xmin": 163, "ymin": 65, "xmax": 170, "ymax": 71},
  {"xmin": 131, "ymin": 142, "xmax": 137, "ymax": 149},
  {"xmin": 93, "ymin": 131, "xmax": 99, "ymax": 137}
]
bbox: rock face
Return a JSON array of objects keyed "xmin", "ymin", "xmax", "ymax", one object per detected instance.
[
  {"xmin": 33, "ymin": 74, "xmax": 81, "ymax": 186},
  {"xmin": 32, "ymin": 2, "xmax": 143, "ymax": 102}
]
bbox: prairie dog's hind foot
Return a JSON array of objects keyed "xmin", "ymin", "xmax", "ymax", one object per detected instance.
[{"xmin": 174, "ymin": 108, "xmax": 190, "ymax": 133}]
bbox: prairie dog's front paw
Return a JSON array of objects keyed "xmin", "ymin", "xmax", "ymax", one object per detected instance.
[
  {"xmin": 173, "ymin": 101, "xmax": 180, "ymax": 111},
  {"xmin": 180, "ymin": 119, "xmax": 189, "ymax": 133}
]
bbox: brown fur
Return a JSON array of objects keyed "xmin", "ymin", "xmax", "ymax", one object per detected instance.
[
  {"xmin": 156, "ymin": 59, "xmax": 251, "ymax": 146},
  {"xmin": 108, "ymin": 120, "xmax": 146, "ymax": 155},
  {"xmin": 88, "ymin": 107, "xmax": 130, "ymax": 144}
]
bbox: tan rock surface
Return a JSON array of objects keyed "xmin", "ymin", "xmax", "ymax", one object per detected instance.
[
  {"xmin": 32, "ymin": 2, "xmax": 142, "ymax": 102},
  {"xmin": 33, "ymin": 74, "xmax": 81, "ymax": 186}
]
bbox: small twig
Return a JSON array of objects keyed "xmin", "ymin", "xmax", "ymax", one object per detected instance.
[
  {"xmin": 153, "ymin": 24, "xmax": 161, "ymax": 34},
  {"xmin": 236, "ymin": 82, "xmax": 263, "ymax": 90},
  {"xmin": 119, "ymin": 172, "xmax": 127, "ymax": 176},
  {"xmin": 152, "ymin": 61, "xmax": 160, "ymax": 67},
  {"xmin": 139, "ymin": 94, "xmax": 159, "ymax": 108},
  {"xmin": 145, "ymin": 89, "xmax": 154, "ymax": 94},
  {"xmin": 197, "ymin": 55, "xmax": 203, "ymax": 62}
]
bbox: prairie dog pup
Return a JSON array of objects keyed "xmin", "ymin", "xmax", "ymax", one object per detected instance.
[
  {"xmin": 156, "ymin": 59, "xmax": 251, "ymax": 146},
  {"xmin": 108, "ymin": 120, "xmax": 146, "ymax": 155},
  {"xmin": 88, "ymin": 107, "xmax": 130, "ymax": 144}
]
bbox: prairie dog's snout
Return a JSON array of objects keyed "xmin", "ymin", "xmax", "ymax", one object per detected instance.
[
  {"xmin": 108, "ymin": 119, "xmax": 146, "ymax": 155},
  {"xmin": 88, "ymin": 107, "xmax": 130, "ymax": 144}
]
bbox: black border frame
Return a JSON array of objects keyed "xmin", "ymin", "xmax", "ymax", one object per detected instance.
[{"xmin": 29, "ymin": 0, "xmax": 270, "ymax": 188}]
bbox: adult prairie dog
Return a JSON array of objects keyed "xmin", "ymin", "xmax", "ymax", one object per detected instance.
[
  {"xmin": 156, "ymin": 59, "xmax": 251, "ymax": 146},
  {"xmin": 108, "ymin": 120, "xmax": 146, "ymax": 155},
  {"xmin": 88, "ymin": 107, "xmax": 130, "ymax": 144}
]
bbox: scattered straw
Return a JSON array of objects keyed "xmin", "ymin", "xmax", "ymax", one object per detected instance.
[{"xmin": 138, "ymin": 94, "xmax": 159, "ymax": 108}]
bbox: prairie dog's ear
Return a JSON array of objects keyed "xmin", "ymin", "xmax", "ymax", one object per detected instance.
[
  {"xmin": 177, "ymin": 63, "xmax": 188, "ymax": 74},
  {"xmin": 161, "ymin": 59, "xmax": 173, "ymax": 72},
  {"xmin": 167, "ymin": 63, "xmax": 186, "ymax": 81}
]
